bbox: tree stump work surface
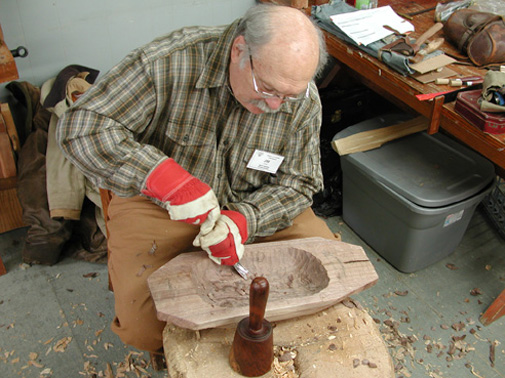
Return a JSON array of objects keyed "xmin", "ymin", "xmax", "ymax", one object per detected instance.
[{"xmin": 162, "ymin": 300, "xmax": 394, "ymax": 378}]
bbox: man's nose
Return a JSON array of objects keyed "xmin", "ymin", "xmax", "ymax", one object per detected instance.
[{"xmin": 264, "ymin": 97, "xmax": 283, "ymax": 110}]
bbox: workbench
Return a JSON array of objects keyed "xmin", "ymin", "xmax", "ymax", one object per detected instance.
[
  {"xmin": 318, "ymin": 0, "xmax": 505, "ymax": 326},
  {"xmin": 322, "ymin": 0, "xmax": 505, "ymax": 177}
]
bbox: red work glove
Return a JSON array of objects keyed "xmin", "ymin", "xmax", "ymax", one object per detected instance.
[
  {"xmin": 193, "ymin": 210, "xmax": 248, "ymax": 266},
  {"xmin": 142, "ymin": 159, "xmax": 220, "ymax": 232}
]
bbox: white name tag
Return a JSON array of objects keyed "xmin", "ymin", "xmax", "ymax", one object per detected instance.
[{"xmin": 247, "ymin": 149, "xmax": 284, "ymax": 174}]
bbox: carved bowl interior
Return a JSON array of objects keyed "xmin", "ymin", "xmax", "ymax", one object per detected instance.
[{"xmin": 191, "ymin": 247, "xmax": 330, "ymax": 308}]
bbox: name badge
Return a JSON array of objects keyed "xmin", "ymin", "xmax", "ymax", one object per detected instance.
[{"xmin": 247, "ymin": 149, "xmax": 284, "ymax": 174}]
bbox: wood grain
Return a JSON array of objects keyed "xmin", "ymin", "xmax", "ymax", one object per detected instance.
[
  {"xmin": 0, "ymin": 114, "xmax": 16, "ymax": 179},
  {"xmin": 332, "ymin": 116, "xmax": 428, "ymax": 156},
  {"xmin": 148, "ymin": 237, "xmax": 378, "ymax": 330},
  {"xmin": 0, "ymin": 183, "xmax": 24, "ymax": 235}
]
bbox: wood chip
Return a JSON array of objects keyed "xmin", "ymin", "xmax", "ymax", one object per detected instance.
[
  {"xmin": 43, "ymin": 338, "xmax": 54, "ymax": 345},
  {"xmin": 149, "ymin": 241, "xmax": 158, "ymax": 255},
  {"xmin": 136, "ymin": 264, "xmax": 153, "ymax": 277},
  {"xmin": 489, "ymin": 340, "xmax": 496, "ymax": 367},
  {"xmin": 470, "ymin": 288, "xmax": 483, "ymax": 296},
  {"xmin": 53, "ymin": 337, "xmax": 72, "ymax": 353},
  {"xmin": 452, "ymin": 322, "xmax": 465, "ymax": 331},
  {"xmin": 394, "ymin": 290, "xmax": 408, "ymax": 296},
  {"xmin": 105, "ymin": 363, "xmax": 114, "ymax": 378},
  {"xmin": 445, "ymin": 263, "xmax": 459, "ymax": 270}
]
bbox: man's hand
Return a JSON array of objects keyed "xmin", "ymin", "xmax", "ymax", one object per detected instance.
[
  {"xmin": 193, "ymin": 210, "xmax": 248, "ymax": 266},
  {"xmin": 142, "ymin": 158, "xmax": 220, "ymax": 231}
]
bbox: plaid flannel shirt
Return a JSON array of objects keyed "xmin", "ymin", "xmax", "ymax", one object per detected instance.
[{"xmin": 57, "ymin": 19, "xmax": 324, "ymax": 240}]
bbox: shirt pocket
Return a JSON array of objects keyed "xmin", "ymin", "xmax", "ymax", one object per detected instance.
[
  {"xmin": 229, "ymin": 145, "xmax": 277, "ymax": 193},
  {"xmin": 163, "ymin": 121, "xmax": 215, "ymax": 178}
]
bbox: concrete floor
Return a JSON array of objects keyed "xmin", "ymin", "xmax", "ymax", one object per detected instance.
[{"xmin": 1, "ymin": 205, "xmax": 504, "ymax": 378}]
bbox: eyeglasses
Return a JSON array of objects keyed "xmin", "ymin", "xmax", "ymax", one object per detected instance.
[{"xmin": 249, "ymin": 54, "xmax": 309, "ymax": 102}]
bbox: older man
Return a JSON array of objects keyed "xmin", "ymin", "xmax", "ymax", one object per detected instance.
[{"xmin": 57, "ymin": 4, "xmax": 337, "ymax": 353}]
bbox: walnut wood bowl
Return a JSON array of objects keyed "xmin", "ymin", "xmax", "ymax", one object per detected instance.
[{"xmin": 148, "ymin": 237, "xmax": 378, "ymax": 330}]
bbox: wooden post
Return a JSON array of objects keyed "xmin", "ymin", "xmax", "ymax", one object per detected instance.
[{"xmin": 480, "ymin": 289, "xmax": 505, "ymax": 326}]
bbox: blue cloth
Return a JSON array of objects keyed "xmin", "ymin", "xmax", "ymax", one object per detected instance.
[{"xmin": 311, "ymin": 0, "xmax": 414, "ymax": 76}]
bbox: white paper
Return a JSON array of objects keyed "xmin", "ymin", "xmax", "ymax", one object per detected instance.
[{"xmin": 330, "ymin": 5, "xmax": 415, "ymax": 46}]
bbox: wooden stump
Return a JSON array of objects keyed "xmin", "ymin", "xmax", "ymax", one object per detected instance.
[{"xmin": 162, "ymin": 300, "xmax": 394, "ymax": 378}]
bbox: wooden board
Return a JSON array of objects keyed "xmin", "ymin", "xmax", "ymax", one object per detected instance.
[
  {"xmin": 0, "ymin": 178, "xmax": 24, "ymax": 234},
  {"xmin": 331, "ymin": 116, "xmax": 429, "ymax": 156},
  {"xmin": 0, "ymin": 24, "xmax": 19, "ymax": 83},
  {"xmin": 1, "ymin": 103, "xmax": 20, "ymax": 153},
  {"xmin": 162, "ymin": 300, "xmax": 394, "ymax": 378},
  {"xmin": 148, "ymin": 237, "xmax": 378, "ymax": 330},
  {"xmin": 0, "ymin": 113, "xmax": 16, "ymax": 178}
]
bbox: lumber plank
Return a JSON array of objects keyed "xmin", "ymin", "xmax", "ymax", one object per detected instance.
[{"xmin": 331, "ymin": 116, "xmax": 429, "ymax": 156}]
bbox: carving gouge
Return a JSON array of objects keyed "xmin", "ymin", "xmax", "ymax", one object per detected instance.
[{"xmin": 234, "ymin": 262, "xmax": 250, "ymax": 280}]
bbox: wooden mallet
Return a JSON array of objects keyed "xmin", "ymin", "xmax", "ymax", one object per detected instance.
[{"xmin": 229, "ymin": 276, "xmax": 273, "ymax": 377}]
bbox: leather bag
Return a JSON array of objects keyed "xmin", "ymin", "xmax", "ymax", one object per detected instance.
[{"xmin": 443, "ymin": 9, "xmax": 505, "ymax": 67}]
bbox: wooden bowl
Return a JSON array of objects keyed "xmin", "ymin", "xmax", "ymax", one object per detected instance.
[{"xmin": 148, "ymin": 237, "xmax": 378, "ymax": 330}]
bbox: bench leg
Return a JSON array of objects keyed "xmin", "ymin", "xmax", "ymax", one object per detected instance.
[
  {"xmin": 0, "ymin": 256, "xmax": 6, "ymax": 275},
  {"xmin": 480, "ymin": 289, "xmax": 505, "ymax": 326}
]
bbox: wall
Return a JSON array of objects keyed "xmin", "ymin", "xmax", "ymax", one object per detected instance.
[{"xmin": 0, "ymin": 0, "xmax": 256, "ymax": 101}]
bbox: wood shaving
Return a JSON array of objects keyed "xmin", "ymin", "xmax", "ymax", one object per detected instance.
[
  {"xmin": 53, "ymin": 337, "xmax": 72, "ymax": 353},
  {"xmin": 489, "ymin": 340, "xmax": 497, "ymax": 367},
  {"xmin": 149, "ymin": 240, "xmax": 157, "ymax": 255},
  {"xmin": 394, "ymin": 290, "xmax": 409, "ymax": 296},
  {"xmin": 136, "ymin": 264, "xmax": 152, "ymax": 277},
  {"xmin": 451, "ymin": 322, "xmax": 465, "ymax": 332},
  {"xmin": 272, "ymin": 346, "xmax": 298, "ymax": 378},
  {"xmin": 470, "ymin": 288, "xmax": 483, "ymax": 296},
  {"xmin": 104, "ymin": 363, "xmax": 114, "ymax": 378}
]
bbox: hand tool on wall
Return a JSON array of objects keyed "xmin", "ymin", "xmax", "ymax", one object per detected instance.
[{"xmin": 230, "ymin": 276, "xmax": 273, "ymax": 377}]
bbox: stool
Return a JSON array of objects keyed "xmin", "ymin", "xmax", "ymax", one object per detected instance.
[{"xmin": 162, "ymin": 301, "xmax": 394, "ymax": 378}]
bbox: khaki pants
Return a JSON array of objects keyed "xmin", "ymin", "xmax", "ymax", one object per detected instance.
[{"xmin": 108, "ymin": 194, "xmax": 337, "ymax": 352}]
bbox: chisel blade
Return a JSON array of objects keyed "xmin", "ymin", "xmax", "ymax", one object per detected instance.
[{"xmin": 233, "ymin": 262, "xmax": 250, "ymax": 280}]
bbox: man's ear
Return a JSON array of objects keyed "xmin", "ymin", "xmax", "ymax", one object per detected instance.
[{"xmin": 231, "ymin": 35, "xmax": 247, "ymax": 64}]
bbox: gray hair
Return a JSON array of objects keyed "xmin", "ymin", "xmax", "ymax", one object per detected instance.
[{"xmin": 236, "ymin": 4, "xmax": 329, "ymax": 78}]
